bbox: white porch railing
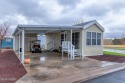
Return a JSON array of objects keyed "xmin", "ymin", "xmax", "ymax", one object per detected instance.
[
  {"xmin": 62, "ymin": 41, "xmax": 75, "ymax": 60},
  {"xmin": 47, "ymin": 40, "xmax": 54, "ymax": 51}
]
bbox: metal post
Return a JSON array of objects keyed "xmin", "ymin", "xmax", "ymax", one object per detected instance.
[
  {"xmin": 52, "ymin": 35, "xmax": 54, "ymax": 50},
  {"xmin": 81, "ymin": 29, "xmax": 84, "ymax": 60},
  {"xmin": 13, "ymin": 36, "xmax": 16, "ymax": 51},
  {"xmin": 21, "ymin": 30, "xmax": 25, "ymax": 64},
  {"xmin": 19, "ymin": 33, "xmax": 20, "ymax": 60},
  {"xmin": 70, "ymin": 29, "xmax": 72, "ymax": 60}
]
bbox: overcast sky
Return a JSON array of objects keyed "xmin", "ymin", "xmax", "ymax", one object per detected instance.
[{"xmin": 0, "ymin": 0, "xmax": 125, "ymax": 38}]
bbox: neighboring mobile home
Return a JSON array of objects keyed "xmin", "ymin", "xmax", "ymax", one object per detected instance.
[
  {"xmin": 12, "ymin": 20, "xmax": 104, "ymax": 63},
  {"xmin": 1, "ymin": 36, "xmax": 13, "ymax": 49}
]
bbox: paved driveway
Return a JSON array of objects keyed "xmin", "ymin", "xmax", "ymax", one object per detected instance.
[
  {"xmin": 104, "ymin": 48, "xmax": 125, "ymax": 54},
  {"xmin": 82, "ymin": 69, "xmax": 125, "ymax": 83},
  {"xmin": 16, "ymin": 51, "xmax": 125, "ymax": 83}
]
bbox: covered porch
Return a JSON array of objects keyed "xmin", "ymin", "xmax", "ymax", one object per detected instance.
[{"xmin": 13, "ymin": 25, "xmax": 84, "ymax": 63}]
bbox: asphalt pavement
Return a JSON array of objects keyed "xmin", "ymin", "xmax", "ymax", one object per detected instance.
[{"xmin": 82, "ymin": 69, "xmax": 125, "ymax": 83}]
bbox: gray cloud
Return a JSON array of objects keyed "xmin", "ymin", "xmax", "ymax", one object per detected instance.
[
  {"xmin": 0, "ymin": 0, "xmax": 16, "ymax": 17},
  {"xmin": 83, "ymin": 5, "xmax": 109, "ymax": 17},
  {"xmin": 108, "ymin": 25, "xmax": 125, "ymax": 33},
  {"xmin": 104, "ymin": 24, "xmax": 125, "ymax": 38},
  {"xmin": 104, "ymin": 32, "xmax": 124, "ymax": 38},
  {"xmin": 110, "ymin": 0, "xmax": 125, "ymax": 10},
  {"xmin": 7, "ymin": 0, "xmax": 50, "ymax": 22},
  {"xmin": 57, "ymin": 0, "xmax": 81, "ymax": 7},
  {"xmin": 0, "ymin": 0, "xmax": 125, "ymax": 38}
]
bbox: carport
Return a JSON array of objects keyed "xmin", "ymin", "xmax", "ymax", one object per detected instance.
[{"xmin": 12, "ymin": 25, "xmax": 82, "ymax": 63}]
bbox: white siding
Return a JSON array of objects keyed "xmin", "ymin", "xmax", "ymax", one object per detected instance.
[{"xmin": 83, "ymin": 24, "xmax": 103, "ymax": 56}]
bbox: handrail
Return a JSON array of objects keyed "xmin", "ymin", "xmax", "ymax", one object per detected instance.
[
  {"xmin": 68, "ymin": 41, "xmax": 75, "ymax": 48},
  {"xmin": 62, "ymin": 41, "xmax": 75, "ymax": 60},
  {"xmin": 47, "ymin": 41, "xmax": 54, "ymax": 51},
  {"xmin": 47, "ymin": 41, "xmax": 53, "ymax": 45}
]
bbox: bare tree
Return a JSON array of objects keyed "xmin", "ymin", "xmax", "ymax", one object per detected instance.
[{"xmin": 0, "ymin": 21, "xmax": 11, "ymax": 48}]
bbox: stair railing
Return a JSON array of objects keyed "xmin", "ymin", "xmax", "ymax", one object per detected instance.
[
  {"xmin": 47, "ymin": 41, "xmax": 54, "ymax": 51},
  {"xmin": 62, "ymin": 41, "xmax": 75, "ymax": 60}
]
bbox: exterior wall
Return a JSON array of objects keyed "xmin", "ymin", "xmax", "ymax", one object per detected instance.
[
  {"xmin": 45, "ymin": 32, "xmax": 61, "ymax": 50},
  {"xmin": 45, "ymin": 33, "xmax": 52, "ymax": 50},
  {"xmin": 83, "ymin": 24, "xmax": 103, "ymax": 56},
  {"xmin": 45, "ymin": 30, "xmax": 82, "ymax": 55},
  {"xmin": 15, "ymin": 34, "xmax": 37, "ymax": 52},
  {"xmin": 54, "ymin": 32, "xmax": 61, "ymax": 49},
  {"xmin": 67, "ymin": 30, "xmax": 82, "ymax": 55},
  {"xmin": 26, "ymin": 34, "xmax": 37, "ymax": 51},
  {"xmin": 45, "ymin": 25, "xmax": 103, "ymax": 56},
  {"xmin": 24, "ymin": 34, "xmax": 37, "ymax": 51}
]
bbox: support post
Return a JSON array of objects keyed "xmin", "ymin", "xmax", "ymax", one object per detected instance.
[
  {"xmin": 52, "ymin": 35, "xmax": 54, "ymax": 50},
  {"xmin": 81, "ymin": 29, "xmax": 84, "ymax": 60},
  {"xmin": 21, "ymin": 30, "xmax": 25, "ymax": 64},
  {"xmin": 13, "ymin": 36, "xmax": 16, "ymax": 51},
  {"xmin": 70, "ymin": 29, "xmax": 72, "ymax": 60},
  {"xmin": 62, "ymin": 48, "xmax": 63, "ymax": 59},
  {"xmin": 19, "ymin": 33, "xmax": 20, "ymax": 60}
]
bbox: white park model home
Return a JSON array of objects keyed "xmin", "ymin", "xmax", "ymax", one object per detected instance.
[{"xmin": 13, "ymin": 20, "xmax": 104, "ymax": 63}]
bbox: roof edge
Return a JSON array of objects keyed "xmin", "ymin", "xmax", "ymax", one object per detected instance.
[{"xmin": 84, "ymin": 20, "xmax": 104, "ymax": 32}]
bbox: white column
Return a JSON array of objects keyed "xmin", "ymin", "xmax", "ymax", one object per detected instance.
[
  {"xmin": 70, "ymin": 29, "xmax": 72, "ymax": 60},
  {"xmin": 21, "ymin": 30, "xmax": 25, "ymax": 64},
  {"xmin": 13, "ymin": 36, "xmax": 16, "ymax": 51},
  {"xmin": 14, "ymin": 35, "xmax": 18, "ymax": 52},
  {"xmin": 19, "ymin": 33, "xmax": 21, "ymax": 60},
  {"xmin": 81, "ymin": 29, "xmax": 84, "ymax": 60},
  {"xmin": 52, "ymin": 35, "xmax": 54, "ymax": 50}
]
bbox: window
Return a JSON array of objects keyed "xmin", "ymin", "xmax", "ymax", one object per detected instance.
[
  {"xmin": 72, "ymin": 32, "xmax": 80, "ymax": 49},
  {"xmin": 86, "ymin": 32, "xmax": 91, "ymax": 45},
  {"xmin": 97, "ymin": 33, "xmax": 101, "ymax": 45},
  {"xmin": 92, "ymin": 32, "xmax": 96, "ymax": 45},
  {"xmin": 6, "ymin": 39, "xmax": 11, "ymax": 42},
  {"xmin": 86, "ymin": 32, "xmax": 101, "ymax": 46},
  {"xmin": 61, "ymin": 34, "xmax": 66, "ymax": 44}
]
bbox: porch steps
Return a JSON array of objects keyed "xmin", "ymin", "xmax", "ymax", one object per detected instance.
[
  {"xmin": 69, "ymin": 50, "xmax": 81, "ymax": 57},
  {"xmin": 62, "ymin": 41, "xmax": 82, "ymax": 59}
]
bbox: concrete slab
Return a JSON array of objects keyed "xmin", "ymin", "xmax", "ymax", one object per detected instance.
[{"xmin": 16, "ymin": 52, "xmax": 125, "ymax": 83}]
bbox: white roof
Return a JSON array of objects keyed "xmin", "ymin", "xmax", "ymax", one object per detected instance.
[
  {"xmin": 13, "ymin": 20, "xmax": 104, "ymax": 35},
  {"xmin": 74, "ymin": 20, "xmax": 104, "ymax": 31}
]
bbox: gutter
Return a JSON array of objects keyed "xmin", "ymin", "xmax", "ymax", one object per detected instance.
[{"xmin": 12, "ymin": 25, "xmax": 22, "ymax": 36}]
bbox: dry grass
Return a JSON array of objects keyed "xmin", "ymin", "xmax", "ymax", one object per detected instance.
[
  {"xmin": 104, "ymin": 45, "xmax": 125, "ymax": 50},
  {"xmin": 104, "ymin": 45, "xmax": 125, "ymax": 48}
]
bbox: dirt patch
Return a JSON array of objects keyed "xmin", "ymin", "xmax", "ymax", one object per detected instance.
[
  {"xmin": 0, "ymin": 49, "xmax": 27, "ymax": 83},
  {"xmin": 87, "ymin": 55, "xmax": 125, "ymax": 63}
]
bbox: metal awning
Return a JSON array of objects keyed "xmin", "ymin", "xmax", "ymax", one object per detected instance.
[{"xmin": 13, "ymin": 25, "xmax": 82, "ymax": 35}]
